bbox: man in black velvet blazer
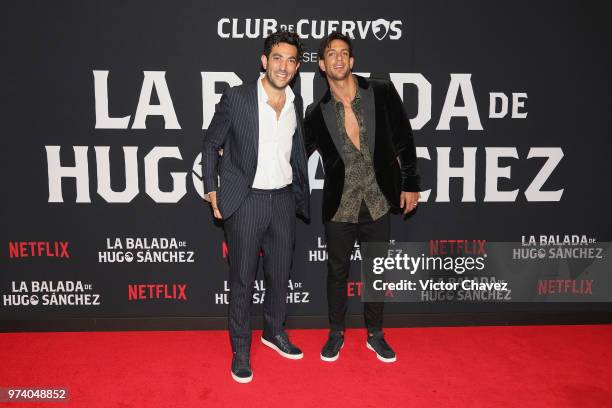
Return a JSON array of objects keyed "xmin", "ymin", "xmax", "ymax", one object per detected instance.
[{"xmin": 304, "ymin": 32, "xmax": 420, "ymax": 363}]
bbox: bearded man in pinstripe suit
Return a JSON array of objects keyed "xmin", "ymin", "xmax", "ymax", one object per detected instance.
[{"xmin": 202, "ymin": 31, "xmax": 310, "ymax": 383}]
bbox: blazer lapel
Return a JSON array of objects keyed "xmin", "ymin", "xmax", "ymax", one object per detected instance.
[
  {"xmin": 245, "ymin": 81, "xmax": 259, "ymax": 161},
  {"xmin": 293, "ymin": 97, "xmax": 303, "ymax": 143},
  {"xmin": 321, "ymin": 100, "xmax": 345, "ymax": 161},
  {"xmin": 292, "ymin": 98, "xmax": 307, "ymax": 184},
  {"xmin": 360, "ymin": 80, "xmax": 376, "ymax": 156},
  {"xmin": 292, "ymin": 98, "xmax": 305, "ymax": 165}
]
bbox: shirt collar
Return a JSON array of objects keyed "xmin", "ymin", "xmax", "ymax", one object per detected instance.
[{"xmin": 258, "ymin": 75, "xmax": 295, "ymax": 104}]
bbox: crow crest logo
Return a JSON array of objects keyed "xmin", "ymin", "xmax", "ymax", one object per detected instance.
[{"xmin": 372, "ymin": 19, "xmax": 390, "ymax": 40}]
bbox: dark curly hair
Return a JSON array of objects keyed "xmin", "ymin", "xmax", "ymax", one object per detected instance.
[
  {"xmin": 317, "ymin": 31, "xmax": 353, "ymax": 59},
  {"xmin": 263, "ymin": 30, "xmax": 303, "ymax": 61}
]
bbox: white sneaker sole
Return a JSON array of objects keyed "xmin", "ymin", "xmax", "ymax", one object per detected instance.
[
  {"xmin": 231, "ymin": 370, "xmax": 253, "ymax": 383},
  {"xmin": 320, "ymin": 342, "xmax": 344, "ymax": 362},
  {"xmin": 261, "ymin": 337, "xmax": 304, "ymax": 360},
  {"xmin": 366, "ymin": 341, "xmax": 397, "ymax": 363}
]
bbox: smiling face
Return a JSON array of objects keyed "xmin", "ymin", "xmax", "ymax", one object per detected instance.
[
  {"xmin": 261, "ymin": 42, "xmax": 300, "ymax": 90},
  {"xmin": 319, "ymin": 39, "xmax": 354, "ymax": 81}
]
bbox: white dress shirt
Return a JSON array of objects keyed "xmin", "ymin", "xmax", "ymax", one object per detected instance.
[{"xmin": 252, "ymin": 76, "xmax": 296, "ymax": 189}]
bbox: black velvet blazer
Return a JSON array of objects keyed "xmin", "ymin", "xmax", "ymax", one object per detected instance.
[{"xmin": 304, "ymin": 75, "xmax": 420, "ymax": 222}]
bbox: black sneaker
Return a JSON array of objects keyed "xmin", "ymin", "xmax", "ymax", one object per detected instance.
[
  {"xmin": 320, "ymin": 331, "xmax": 344, "ymax": 362},
  {"xmin": 261, "ymin": 332, "xmax": 304, "ymax": 359},
  {"xmin": 231, "ymin": 352, "xmax": 253, "ymax": 383},
  {"xmin": 366, "ymin": 331, "xmax": 396, "ymax": 363}
]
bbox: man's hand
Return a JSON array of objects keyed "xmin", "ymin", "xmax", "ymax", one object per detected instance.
[
  {"xmin": 400, "ymin": 191, "xmax": 420, "ymax": 215},
  {"xmin": 208, "ymin": 191, "xmax": 223, "ymax": 219}
]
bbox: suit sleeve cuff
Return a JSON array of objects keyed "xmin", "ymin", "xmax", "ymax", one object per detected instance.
[
  {"xmin": 203, "ymin": 178, "xmax": 218, "ymax": 194},
  {"xmin": 401, "ymin": 175, "xmax": 421, "ymax": 192}
]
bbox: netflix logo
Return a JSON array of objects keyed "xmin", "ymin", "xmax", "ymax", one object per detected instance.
[
  {"xmin": 538, "ymin": 279, "xmax": 593, "ymax": 296},
  {"xmin": 8, "ymin": 241, "xmax": 70, "ymax": 259},
  {"xmin": 347, "ymin": 281, "xmax": 392, "ymax": 298},
  {"xmin": 347, "ymin": 281, "xmax": 364, "ymax": 297},
  {"xmin": 128, "ymin": 283, "xmax": 188, "ymax": 301}
]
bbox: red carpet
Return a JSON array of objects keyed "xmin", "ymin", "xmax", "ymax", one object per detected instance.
[{"xmin": 1, "ymin": 325, "xmax": 611, "ymax": 407}]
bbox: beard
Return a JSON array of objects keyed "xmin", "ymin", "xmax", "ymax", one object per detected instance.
[
  {"xmin": 324, "ymin": 64, "xmax": 351, "ymax": 81},
  {"xmin": 265, "ymin": 69, "xmax": 292, "ymax": 90}
]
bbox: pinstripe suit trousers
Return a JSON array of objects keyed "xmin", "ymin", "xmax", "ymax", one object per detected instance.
[{"xmin": 223, "ymin": 185, "xmax": 296, "ymax": 354}]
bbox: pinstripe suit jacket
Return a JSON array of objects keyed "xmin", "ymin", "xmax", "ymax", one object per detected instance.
[{"xmin": 202, "ymin": 80, "xmax": 310, "ymax": 220}]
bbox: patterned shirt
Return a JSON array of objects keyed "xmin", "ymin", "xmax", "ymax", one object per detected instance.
[{"xmin": 331, "ymin": 87, "xmax": 390, "ymax": 223}]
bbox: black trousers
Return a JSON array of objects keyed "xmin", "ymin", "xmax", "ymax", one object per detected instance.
[
  {"xmin": 224, "ymin": 185, "xmax": 295, "ymax": 354},
  {"xmin": 324, "ymin": 201, "xmax": 390, "ymax": 332}
]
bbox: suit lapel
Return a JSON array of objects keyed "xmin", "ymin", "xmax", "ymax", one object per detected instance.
[
  {"xmin": 245, "ymin": 81, "xmax": 259, "ymax": 160},
  {"xmin": 360, "ymin": 80, "xmax": 376, "ymax": 156},
  {"xmin": 293, "ymin": 97, "xmax": 303, "ymax": 143},
  {"xmin": 321, "ymin": 100, "xmax": 345, "ymax": 161},
  {"xmin": 292, "ymin": 97, "xmax": 307, "ymax": 185},
  {"xmin": 292, "ymin": 98, "xmax": 304, "ymax": 165}
]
